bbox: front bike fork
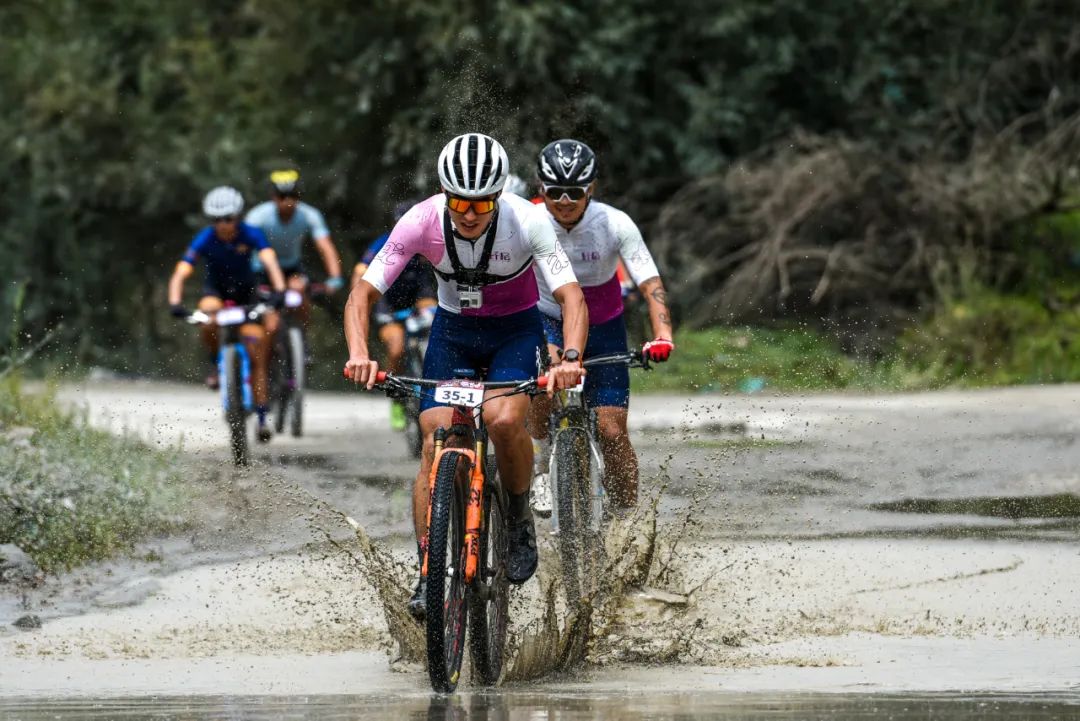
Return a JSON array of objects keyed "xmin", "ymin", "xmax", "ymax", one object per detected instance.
[
  {"xmin": 422, "ymin": 425, "xmax": 486, "ymax": 584},
  {"xmin": 219, "ymin": 342, "xmax": 254, "ymax": 413},
  {"xmin": 549, "ymin": 425, "xmax": 606, "ymax": 535}
]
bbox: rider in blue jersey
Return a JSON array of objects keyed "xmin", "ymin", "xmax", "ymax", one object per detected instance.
[{"xmin": 167, "ymin": 187, "xmax": 288, "ymax": 442}]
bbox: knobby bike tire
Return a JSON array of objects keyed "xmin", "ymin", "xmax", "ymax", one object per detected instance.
[
  {"xmin": 555, "ymin": 428, "xmax": 591, "ymax": 605},
  {"xmin": 272, "ymin": 336, "xmax": 288, "ymax": 434},
  {"xmin": 468, "ymin": 455, "xmax": 509, "ymax": 685},
  {"xmin": 222, "ymin": 345, "xmax": 249, "ymax": 466},
  {"xmin": 425, "ymin": 450, "xmax": 471, "ymax": 692},
  {"xmin": 287, "ymin": 326, "xmax": 304, "ymax": 437}
]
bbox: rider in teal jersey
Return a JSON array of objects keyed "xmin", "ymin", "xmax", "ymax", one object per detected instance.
[{"xmin": 246, "ymin": 169, "xmax": 345, "ymax": 335}]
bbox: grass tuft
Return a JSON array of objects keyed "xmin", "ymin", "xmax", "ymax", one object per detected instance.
[{"xmin": 0, "ymin": 375, "xmax": 188, "ymax": 572}]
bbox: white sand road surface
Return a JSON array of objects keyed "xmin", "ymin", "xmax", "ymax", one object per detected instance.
[{"xmin": 2, "ymin": 381, "xmax": 1080, "ymax": 697}]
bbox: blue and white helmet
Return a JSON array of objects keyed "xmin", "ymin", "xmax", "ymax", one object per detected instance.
[
  {"xmin": 202, "ymin": 186, "xmax": 244, "ymax": 218},
  {"xmin": 437, "ymin": 133, "xmax": 509, "ymax": 197},
  {"xmin": 537, "ymin": 139, "xmax": 597, "ymax": 186}
]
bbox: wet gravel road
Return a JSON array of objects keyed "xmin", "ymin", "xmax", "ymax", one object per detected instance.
[{"xmin": 1, "ymin": 380, "xmax": 1079, "ymax": 716}]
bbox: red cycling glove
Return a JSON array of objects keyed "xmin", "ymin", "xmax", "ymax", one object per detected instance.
[{"xmin": 642, "ymin": 338, "xmax": 674, "ymax": 362}]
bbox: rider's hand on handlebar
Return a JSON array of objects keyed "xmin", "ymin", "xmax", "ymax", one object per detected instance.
[
  {"xmin": 545, "ymin": 360, "xmax": 585, "ymax": 397},
  {"xmin": 345, "ymin": 356, "xmax": 381, "ymax": 389},
  {"xmin": 643, "ymin": 338, "xmax": 674, "ymax": 363},
  {"xmin": 269, "ymin": 291, "xmax": 287, "ymax": 310},
  {"xmin": 170, "ymin": 304, "xmax": 189, "ymax": 319}
]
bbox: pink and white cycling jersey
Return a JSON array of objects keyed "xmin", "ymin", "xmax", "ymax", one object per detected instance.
[
  {"xmin": 362, "ymin": 193, "xmax": 578, "ymax": 317},
  {"xmin": 535, "ymin": 201, "xmax": 660, "ymax": 324}
]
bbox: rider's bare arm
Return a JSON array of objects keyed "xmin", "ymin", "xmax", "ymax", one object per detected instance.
[
  {"xmin": 257, "ymin": 248, "xmax": 288, "ymax": 293},
  {"xmin": 639, "ymin": 276, "xmax": 673, "ymax": 341},
  {"xmin": 549, "ymin": 282, "xmax": 588, "ymax": 394},
  {"xmin": 344, "ymin": 278, "xmax": 383, "ymax": 387},
  {"xmin": 553, "ymin": 282, "xmax": 588, "ymax": 356},
  {"xmin": 313, "ymin": 235, "xmax": 343, "ymax": 281},
  {"xmin": 167, "ymin": 261, "xmax": 194, "ymax": 306}
]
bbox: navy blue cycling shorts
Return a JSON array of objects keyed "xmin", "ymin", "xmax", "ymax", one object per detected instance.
[
  {"xmin": 202, "ymin": 283, "xmax": 254, "ymax": 305},
  {"xmin": 420, "ymin": 306, "xmax": 546, "ymax": 413},
  {"xmin": 542, "ymin": 312, "xmax": 630, "ymax": 408}
]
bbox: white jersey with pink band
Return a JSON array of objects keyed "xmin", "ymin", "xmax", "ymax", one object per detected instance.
[
  {"xmin": 535, "ymin": 200, "xmax": 660, "ymax": 325},
  {"xmin": 361, "ymin": 192, "xmax": 578, "ymax": 317}
]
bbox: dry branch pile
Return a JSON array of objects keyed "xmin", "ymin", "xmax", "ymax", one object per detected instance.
[{"xmin": 646, "ymin": 116, "xmax": 1080, "ymax": 349}]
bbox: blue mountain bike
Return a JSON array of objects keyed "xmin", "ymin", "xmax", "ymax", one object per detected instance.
[{"xmin": 187, "ymin": 302, "xmax": 270, "ymax": 465}]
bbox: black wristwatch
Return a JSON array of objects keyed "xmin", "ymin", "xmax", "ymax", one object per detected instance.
[{"xmin": 562, "ymin": 349, "xmax": 581, "ymax": 363}]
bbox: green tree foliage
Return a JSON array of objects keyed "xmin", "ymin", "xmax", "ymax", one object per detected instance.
[{"xmin": 2, "ymin": 1, "xmax": 1079, "ymax": 374}]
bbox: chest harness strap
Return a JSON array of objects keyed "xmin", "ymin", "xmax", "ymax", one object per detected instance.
[{"xmin": 435, "ymin": 208, "xmax": 531, "ymax": 286}]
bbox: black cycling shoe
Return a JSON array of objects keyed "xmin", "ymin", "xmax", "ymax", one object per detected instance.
[
  {"xmin": 407, "ymin": 576, "xmax": 427, "ymax": 621},
  {"xmin": 506, "ymin": 514, "xmax": 538, "ymax": 584},
  {"xmin": 256, "ymin": 424, "xmax": 272, "ymax": 443}
]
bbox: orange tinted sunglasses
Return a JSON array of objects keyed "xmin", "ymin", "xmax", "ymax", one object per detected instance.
[{"xmin": 446, "ymin": 194, "xmax": 497, "ymax": 215}]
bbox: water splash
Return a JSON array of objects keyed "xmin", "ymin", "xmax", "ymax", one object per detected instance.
[{"xmin": 302, "ymin": 471, "xmax": 719, "ymax": 685}]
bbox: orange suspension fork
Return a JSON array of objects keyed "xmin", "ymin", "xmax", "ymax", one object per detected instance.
[
  {"xmin": 421, "ymin": 442, "xmax": 478, "ymax": 578},
  {"xmin": 462, "ymin": 435, "xmax": 486, "ymax": 583}
]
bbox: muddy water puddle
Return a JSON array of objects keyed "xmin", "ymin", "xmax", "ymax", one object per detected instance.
[
  {"xmin": 2, "ymin": 692, "xmax": 1077, "ymax": 720},
  {"xmin": 870, "ymin": 493, "xmax": 1080, "ymax": 520}
]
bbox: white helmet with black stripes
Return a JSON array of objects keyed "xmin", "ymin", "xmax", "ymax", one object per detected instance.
[{"xmin": 437, "ymin": 133, "xmax": 509, "ymax": 198}]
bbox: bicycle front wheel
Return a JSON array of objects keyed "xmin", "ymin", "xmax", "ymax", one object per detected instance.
[
  {"xmin": 426, "ymin": 450, "xmax": 471, "ymax": 692},
  {"xmin": 221, "ymin": 345, "xmax": 249, "ymax": 466},
  {"xmin": 468, "ymin": 455, "xmax": 509, "ymax": 685},
  {"xmin": 555, "ymin": 428, "xmax": 592, "ymax": 605},
  {"xmin": 287, "ymin": 326, "xmax": 304, "ymax": 437}
]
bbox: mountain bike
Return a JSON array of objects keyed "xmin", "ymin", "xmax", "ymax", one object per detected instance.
[
  {"xmin": 186, "ymin": 302, "xmax": 271, "ymax": 466},
  {"xmin": 351, "ymin": 368, "xmax": 549, "ymax": 692},
  {"xmin": 387, "ymin": 306, "xmax": 434, "ymax": 459},
  {"xmin": 546, "ymin": 351, "xmax": 650, "ymax": 606}
]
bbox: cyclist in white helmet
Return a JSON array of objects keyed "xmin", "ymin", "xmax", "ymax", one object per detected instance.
[
  {"xmin": 167, "ymin": 186, "xmax": 288, "ymax": 442},
  {"xmin": 528, "ymin": 139, "xmax": 674, "ymax": 515},
  {"xmin": 344, "ymin": 133, "xmax": 587, "ymax": 618}
]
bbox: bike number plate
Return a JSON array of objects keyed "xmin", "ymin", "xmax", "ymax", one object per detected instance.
[
  {"xmin": 215, "ymin": 307, "xmax": 247, "ymax": 326},
  {"xmin": 284, "ymin": 289, "xmax": 304, "ymax": 308},
  {"xmin": 434, "ymin": 380, "xmax": 484, "ymax": 408}
]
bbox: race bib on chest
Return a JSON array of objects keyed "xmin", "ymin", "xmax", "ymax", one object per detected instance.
[{"xmin": 458, "ymin": 284, "xmax": 483, "ymax": 309}]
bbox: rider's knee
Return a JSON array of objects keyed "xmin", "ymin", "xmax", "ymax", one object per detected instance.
[
  {"xmin": 241, "ymin": 333, "xmax": 264, "ymax": 354},
  {"xmin": 597, "ymin": 414, "xmax": 629, "ymax": 443},
  {"xmin": 197, "ymin": 296, "xmax": 223, "ymax": 312},
  {"xmin": 486, "ymin": 410, "xmax": 526, "ymax": 442}
]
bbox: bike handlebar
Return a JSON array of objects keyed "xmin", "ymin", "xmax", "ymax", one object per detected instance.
[
  {"xmin": 342, "ymin": 350, "xmax": 645, "ymax": 392},
  {"xmin": 185, "ymin": 302, "xmax": 272, "ymax": 326}
]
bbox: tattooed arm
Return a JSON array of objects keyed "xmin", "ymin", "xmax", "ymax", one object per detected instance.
[{"xmin": 639, "ymin": 276, "xmax": 674, "ymax": 341}]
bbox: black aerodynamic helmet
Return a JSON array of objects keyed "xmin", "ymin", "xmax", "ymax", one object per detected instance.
[{"xmin": 537, "ymin": 139, "xmax": 597, "ymax": 186}]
